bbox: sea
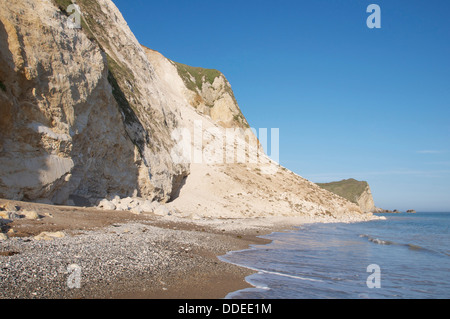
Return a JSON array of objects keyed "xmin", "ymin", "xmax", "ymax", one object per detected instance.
[{"xmin": 220, "ymin": 212, "xmax": 450, "ymax": 299}]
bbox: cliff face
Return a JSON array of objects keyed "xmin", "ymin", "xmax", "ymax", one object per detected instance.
[
  {"xmin": 316, "ymin": 179, "xmax": 376, "ymax": 213},
  {"xmin": 142, "ymin": 46, "xmax": 260, "ymax": 149},
  {"xmin": 356, "ymin": 185, "xmax": 376, "ymax": 213},
  {"xmin": 0, "ymin": 0, "xmax": 188, "ymax": 204},
  {"xmin": 173, "ymin": 61, "xmax": 249, "ymax": 130},
  {"xmin": 137, "ymin": 46, "xmax": 364, "ymax": 219},
  {"xmin": 0, "ymin": 0, "xmax": 376, "ymax": 221}
]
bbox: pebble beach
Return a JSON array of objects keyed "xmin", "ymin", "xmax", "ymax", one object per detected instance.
[{"xmin": 0, "ymin": 199, "xmax": 381, "ymax": 299}]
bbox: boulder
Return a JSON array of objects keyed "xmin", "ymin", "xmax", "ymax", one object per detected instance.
[
  {"xmin": 153, "ymin": 205, "xmax": 171, "ymax": 216},
  {"xmin": 114, "ymin": 197, "xmax": 136, "ymax": 211},
  {"xmin": 22, "ymin": 210, "xmax": 40, "ymax": 220},
  {"xmin": 130, "ymin": 205, "xmax": 144, "ymax": 215},
  {"xmin": 7, "ymin": 229, "xmax": 16, "ymax": 236},
  {"xmin": 0, "ymin": 203, "xmax": 19, "ymax": 212},
  {"xmin": 98, "ymin": 199, "xmax": 116, "ymax": 211},
  {"xmin": 140, "ymin": 200, "xmax": 159, "ymax": 214},
  {"xmin": 0, "ymin": 211, "xmax": 11, "ymax": 220},
  {"xmin": 34, "ymin": 231, "xmax": 65, "ymax": 241},
  {"xmin": 0, "ymin": 211, "xmax": 22, "ymax": 224}
]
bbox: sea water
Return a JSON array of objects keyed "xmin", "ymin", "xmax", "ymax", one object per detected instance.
[{"xmin": 220, "ymin": 212, "xmax": 450, "ymax": 299}]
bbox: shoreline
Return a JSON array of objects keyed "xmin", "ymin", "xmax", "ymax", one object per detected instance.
[{"xmin": 0, "ymin": 199, "xmax": 381, "ymax": 299}]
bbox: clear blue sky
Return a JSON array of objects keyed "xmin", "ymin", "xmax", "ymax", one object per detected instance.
[{"xmin": 112, "ymin": 0, "xmax": 450, "ymax": 212}]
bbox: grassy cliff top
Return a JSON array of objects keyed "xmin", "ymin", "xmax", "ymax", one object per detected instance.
[
  {"xmin": 173, "ymin": 62, "xmax": 222, "ymax": 92},
  {"xmin": 316, "ymin": 179, "xmax": 369, "ymax": 204},
  {"xmin": 172, "ymin": 61, "xmax": 249, "ymax": 128}
]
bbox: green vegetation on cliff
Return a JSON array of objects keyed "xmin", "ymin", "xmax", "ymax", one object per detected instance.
[
  {"xmin": 52, "ymin": 0, "xmax": 109, "ymax": 47},
  {"xmin": 52, "ymin": 0, "xmax": 152, "ymax": 156},
  {"xmin": 173, "ymin": 61, "xmax": 249, "ymax": 129},
  {"xmin": 316, "ymin": 179, "xmax": 369, "ymax": 205},
  {"xmin": 174, "ymin": 62, "xmax": 221, "ymax": 92},
  {"xmin": 52, "ymin": 0, "xmax": 72, "ymax": 14}
]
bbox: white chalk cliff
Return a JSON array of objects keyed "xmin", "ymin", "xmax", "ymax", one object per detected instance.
[{"xmin": 0, "ymin": 0, "xmax": 376, "ymax": 221}]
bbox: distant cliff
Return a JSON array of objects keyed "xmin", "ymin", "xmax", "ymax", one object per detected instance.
[{"xmin": 316, "ymin": 179, "xmax": 376, "ymax": 213}]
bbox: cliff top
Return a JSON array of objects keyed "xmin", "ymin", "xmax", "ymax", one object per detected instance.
[
  {"xmin": 174, "ymin": 62, "xmax": 222, "ymax": 92},
  {"xmin": 316, "ymin": 179, "xmax": 369, "ymax": 205}
]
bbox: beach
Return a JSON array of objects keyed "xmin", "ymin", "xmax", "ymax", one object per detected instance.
[{"xmin": 0, "ymin": 199, "xmax": 379, "ymax": 299}]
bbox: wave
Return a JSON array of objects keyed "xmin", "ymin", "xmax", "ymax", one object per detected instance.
[
  {"xmin": 254, "ymin": 268, "xmax": 324, "ymax": 282},
  {"xmin": 359, "ymin": 234, "xmax": 395, "ymax": 245},
  {"xmin": 219, "ymin": 254, "xmax": 324, "ymax": 284},
  {"xmin": 359, "ymin": 234, "xmax": 447, "ymax": 257}
]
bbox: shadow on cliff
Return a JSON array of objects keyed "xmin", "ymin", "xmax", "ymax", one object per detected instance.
[
  {"xmin": 106, "ymin": 68, "xmax": 150, "ymax": 161},
  {"xmin": 0, "ymin": 19, "xmax": 14, "ymax": 140},
  {"xmin": 62, "ymin": 68, "xmax": 145, "ymax": 205},
  {"xmin": 106, "ymin": 65, "xmax": 189, "ymax": 202},
  {"xmin": 0, "ymin": 19, "xmax": 54, "ymax": 202},
  {"xmin": 169, "ymin": 174, "xmax": 188, "ymax": 202}
]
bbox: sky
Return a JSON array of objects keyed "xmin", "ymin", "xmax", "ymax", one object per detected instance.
[{"xmin": 112, "ymin": 0, "xmax": 450, "ymax": 212}]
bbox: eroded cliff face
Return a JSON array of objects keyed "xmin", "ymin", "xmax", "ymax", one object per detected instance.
[
  {"xmin": 0, "ymin": 0, "xmax": 375, "ymax": 221},
  {"xmin": 173, "ymin": 61, "xmax": 249, "ymax": 130},
  {"xmin": 0, "ymin": 0, "xmax": 188, "ymax": 204},
  {"xmin": 142, "ymin": 46, "xmax": 260, "ymax": 150},
  {"xmin": 140, "ymin": 44, "xmax": 367, "ymax": 220},
  {"xmin": 356, "ymin": 185, "xmax": 376, "ymax": 213}
]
